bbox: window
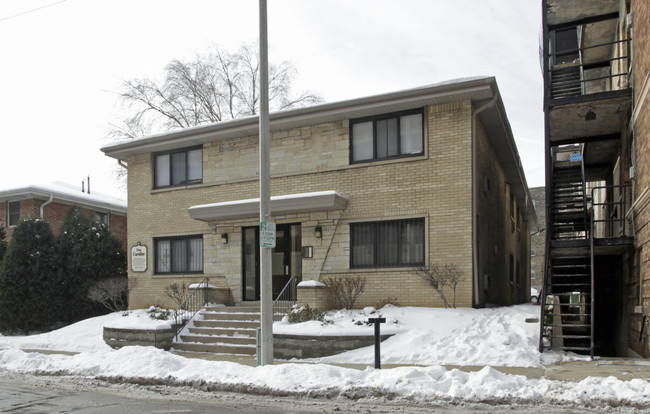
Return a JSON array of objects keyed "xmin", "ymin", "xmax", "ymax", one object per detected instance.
[
  {"xmin": 154, "ymin": 146, "xmax": 202, "ymax": 189},
  {"xmin": 350, "ymin": 109, "xmax": 424, "ymax": 163},
  {"xmin": 96, "ymin": 212, "xmax": 109, "ymax": 226},
  {"xmin": 531, "ymin": 245, "xmax": 536, "ymax": 257},
  {"xmin": 8, "ymin": 201, "xmax": 20, "ymax": 226},
  {"xmin": 351, "ymin": 218, "xmax": 425, "ymax": 268},
  {"xmin": 155, "ymin": 235, "xmax": 203, "ymax": 274}
]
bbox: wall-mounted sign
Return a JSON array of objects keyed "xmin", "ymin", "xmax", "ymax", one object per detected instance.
[
  {"xmin": 131, "ymin": 243, "xmax": 148, "ymax": 272},
  {"xmin": 260, "ymin": 221, "xmax": 276, "ymax": 248}
]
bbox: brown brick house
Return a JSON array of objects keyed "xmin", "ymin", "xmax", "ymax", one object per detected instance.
[
  {"xmin": 0, "ymin": 182, "xmax": 127, "ymax": 248},
  {"xmin": 102, "ymin": 77, "xmax": 537, "ymax": 310}
]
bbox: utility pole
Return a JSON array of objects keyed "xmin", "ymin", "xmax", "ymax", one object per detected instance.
[{"xmin": 258, "ymin": 0, "xmax": 274, "ymax": 366}]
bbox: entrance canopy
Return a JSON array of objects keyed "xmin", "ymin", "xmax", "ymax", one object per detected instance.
[{"xmin": 188, "ymin": 190, "xmax": 348, "ymax": 222}]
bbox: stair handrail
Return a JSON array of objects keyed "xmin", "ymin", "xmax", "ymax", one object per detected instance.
[
  {"xmin": 590, "ymin": 187, "xmax": 596, "ymax": 358},
  {"xmin": 272, "ymin": 276, "xmax": 296, "ymax": 322},
  {"xmin": 580, "ymin": 144, "xmax": 589, "ymax": 240},
  {"xmin": 174, "ymin": 277, "xmax": 211, "ymax": 341}
]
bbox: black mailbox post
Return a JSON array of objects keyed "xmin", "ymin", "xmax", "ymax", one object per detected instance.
[{"xmin": 368, "ymin": 317, "xmax": 386, "ymax": 369}]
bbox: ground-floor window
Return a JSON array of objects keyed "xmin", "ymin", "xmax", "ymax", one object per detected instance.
[
  {"xmin": 154, "ymin": 235, "xmax": 203, "ymax": 274},
  {"xmin": 350, "ymin": 218, "xmax": 425, "ymax": 268}
]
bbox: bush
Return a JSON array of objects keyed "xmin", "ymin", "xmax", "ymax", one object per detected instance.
[
  {"xmin": 375, "ymin": 297, "xmax": 400, "ymax": 308},
  {"xmin": 88, "ymin": 277, "xmax": 130, "ymax": 312},
  {"xmin": 323, "ymin": 276, "xmax": 366, "ymax": 309},
  {"xmin": 164, "ymin": 282, "xmax": 189, "ymax": 308},
  {"xmin": 57, "ymin": 206, "xmax": 126, "ymax": 322},
  {"xmin": 288, "ymin": 304, "xmax": 325, "ymax": 323},
  {"xmin": 0, "ymin": 219, "xmax": 60, "ymax": 333},
  {"xmin": 0, "ymin": 225, "xmax": 7, "ymax": 263}
]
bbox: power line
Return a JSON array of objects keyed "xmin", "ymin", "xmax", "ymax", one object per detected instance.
[{"xmin": 0, "ymin": 0, "xmax": 68, "ymax": 23}]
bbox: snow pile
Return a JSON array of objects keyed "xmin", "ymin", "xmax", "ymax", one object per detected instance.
[
  {"xmin": 276, "ymin": 304, "xmax": 563, "ymax": 367},
  {"xmin": 0, "ymin": 304, "xmax": 647, "ymax": 405}
]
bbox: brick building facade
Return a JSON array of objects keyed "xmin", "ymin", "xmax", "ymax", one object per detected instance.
[
  {"xmin": 102, "ymin": 77, "xmax": 536, "ymax": 310},
  {"xmin": 0, "ymin": 182, "xmax": 127, "ymax": 248}
]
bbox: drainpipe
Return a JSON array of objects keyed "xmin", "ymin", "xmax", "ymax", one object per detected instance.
[
  {"xmin": 40, "ymin": 194, "xmax": 54, "ymax": 219},
  {"xmin": 471, "ymin": 91, "xmax": 499, "ymax": 307},
  {"xmin": 118, "ymin": 160, "xmax": 128, "ymax": 169}
]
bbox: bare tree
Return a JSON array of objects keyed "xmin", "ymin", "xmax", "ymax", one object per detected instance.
[
  {"xmin": 109, "ymin": 42, "xmax": 323, "ymax": 138},
  {"xmin": 416, "ymin": 263, "xmax": 465, "ymax": 308}
]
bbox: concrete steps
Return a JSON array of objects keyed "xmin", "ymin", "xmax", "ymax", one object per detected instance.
[{"xmin": 172, "ymin": 305, "xmax": 261, "ymax": 357}]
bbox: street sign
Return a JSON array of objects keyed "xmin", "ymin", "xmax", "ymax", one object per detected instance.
[{"xmin": 260, "ymin": 221, "xmax": 276, "ymax": 248}]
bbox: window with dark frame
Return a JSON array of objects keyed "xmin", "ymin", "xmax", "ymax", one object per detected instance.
[
  {"xmin": 154, "ymin": 146, "xmax": 202, "ymax": 189},
  {"xmin": 350, "ymin": 109, "xmax": 424, "ymax": 163},
  {"xmin": 8, "ymin": 201, "xmax": 20, "ymax": 227},
  {"xmin": 350, "ymin": 218, "xmax": 425, "ymax": 268},
  {"xmin": 154, "ymin": 235, "xmax": 203, "ymax": 274}
]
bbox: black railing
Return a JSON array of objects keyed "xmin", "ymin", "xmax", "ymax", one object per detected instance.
[
  {"xmin": 590, "ymin": 184, "xmax": 630, "ymax": 239},
  {"xmin": 272, "ymin": 276, "xmax": 296, "ymax": 322},
  {"xmin": 174, "ymin": 278, "xmax": 211, "ymax": 341},
  {"xmin": 548, "ymin": 37, "xmax": 631, "ymax": 99}
]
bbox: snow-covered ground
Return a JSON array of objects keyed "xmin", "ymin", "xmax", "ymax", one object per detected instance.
[{"xmin": 0, "ymin": 304, "xmax": 648, "ymax": 407}]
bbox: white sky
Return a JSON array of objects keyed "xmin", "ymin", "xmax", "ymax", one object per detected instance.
[{"xmin": 0, "ymin": 0, "xmax": 544, "ymax": 199}]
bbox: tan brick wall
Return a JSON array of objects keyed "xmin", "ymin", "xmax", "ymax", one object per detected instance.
[{"xmin": 126, "ymin": 100, "xmax": 527, "ymax": 310}]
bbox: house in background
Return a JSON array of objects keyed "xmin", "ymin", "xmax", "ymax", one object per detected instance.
[
  {"xmin": 0, "ymin": 182, "xmax": 127, "ymax": 248},
  {"xmin": 540, "ymin": 0, "xmax": 650, "ymax": 358},
  {"xmin": 102, "ymin": 77, "xmax": 537, "ymax": 311},
  {"xmin": 530, "ymin": 186, "xmax": 546, "ymax": 294}
]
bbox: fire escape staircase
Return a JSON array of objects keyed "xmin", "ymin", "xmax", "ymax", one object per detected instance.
[{"xmin": 540, "ymin": 147, "xmax": 595, "ymax": 356}]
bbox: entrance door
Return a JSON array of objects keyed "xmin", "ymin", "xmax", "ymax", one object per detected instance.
[{"xmin": 242, "ymin": 223, "xmax": 301, "ymax": 301}]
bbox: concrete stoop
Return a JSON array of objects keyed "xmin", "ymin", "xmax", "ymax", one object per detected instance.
[{"xmin": 172, "ymin": 305, "xmax": 260, "ymax": 357}]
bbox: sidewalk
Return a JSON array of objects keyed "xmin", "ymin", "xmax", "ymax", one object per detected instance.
[{"xmin": 173, "ymin": 351, "xmax": 650, "ymax": 381}]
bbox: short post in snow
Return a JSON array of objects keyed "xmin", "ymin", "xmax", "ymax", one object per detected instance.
[{"xmin": 368, "ymin": 317, "xmax": 386, "ymax": 369}]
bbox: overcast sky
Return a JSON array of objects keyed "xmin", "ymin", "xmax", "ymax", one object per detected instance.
[{"xmin": 0, "ymin": 0, "xmax": 543, "ymax": 199}]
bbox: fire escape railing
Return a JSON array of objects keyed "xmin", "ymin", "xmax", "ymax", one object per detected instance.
[{"xmin": 547, "ymin": 37, "xmax": 631, "ymax": 100}]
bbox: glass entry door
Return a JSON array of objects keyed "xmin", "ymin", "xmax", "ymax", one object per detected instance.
[{"xmin": 242, "ymin": 223, "xmax": 301, "ymax": 301}]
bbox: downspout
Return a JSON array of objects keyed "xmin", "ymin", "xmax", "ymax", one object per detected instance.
[
  {"xmin": 472, "ymin": 91, "xmax": 499, "ymax": 307},
  {"xmin": 40, "ymin": 194, "xmax": 54, "ymax": 219},
  {"xmin": 118, "ymin": 160, "xmax": 128, "ymax": 169}
]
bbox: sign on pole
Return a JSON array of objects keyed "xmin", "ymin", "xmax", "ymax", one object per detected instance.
[{"xmin": 260, "ymin": 221, "xmax": 276, "ymax": 248}]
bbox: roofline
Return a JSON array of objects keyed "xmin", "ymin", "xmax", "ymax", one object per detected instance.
[
  {"xmin": 101, "ymin": 77, "xmax": 496, "ymax": 159},
  {"xmin": 0, "ymin": 186, "xmax": 127, "ymax": 215}
]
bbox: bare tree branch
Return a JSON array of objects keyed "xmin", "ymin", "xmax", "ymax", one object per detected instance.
[{"xmin": 109, "ymin": 42, "xmax": 323, "ymax": 140}]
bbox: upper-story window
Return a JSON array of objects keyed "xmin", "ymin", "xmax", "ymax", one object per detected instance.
[
  {"xmin": 350, "ymin": 109, "xmax": 424, "ymax": 163},
  {"xmin": 154, "ymin": 146, "xmax": 202, "ymax": 189},
  {"xmin": 8, "ymin": 201, "xmax": 20, "ymax": 227},
  {"xmin": 95, "ymin": 212, "xmax": 109, "ymax": 226}
]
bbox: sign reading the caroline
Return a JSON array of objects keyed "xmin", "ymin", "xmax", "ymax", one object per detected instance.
[{"xmin": 131, "ymin": 243, "xmax": 148, "ymax": 272}]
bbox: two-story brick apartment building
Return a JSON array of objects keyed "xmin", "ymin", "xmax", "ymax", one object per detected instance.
[
  {"xmin": 0, "ymin": 182, "xmax": 127, "ymax": 247},
  {"xmin": 102, "ymin": 77, "xmax": 536, "ymax": 310}
]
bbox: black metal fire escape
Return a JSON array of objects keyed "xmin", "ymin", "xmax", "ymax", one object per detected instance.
[{"xmin": 540, "ymin": 145, "xmax": 594, "ymax": 355}]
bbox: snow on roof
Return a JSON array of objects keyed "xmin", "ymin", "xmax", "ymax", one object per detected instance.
[{"xmin": 0, "ymin": 181, "xmax": 126, "ymax": 213}]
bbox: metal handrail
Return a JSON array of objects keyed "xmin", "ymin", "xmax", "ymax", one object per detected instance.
[
  {"xmin": 174, "ymin": 277, "xmax": 211, "ymax": 341},
  {"xmin": 272, "ymin": 276, "xmax": 296, "ymax": 322},
  {"xmin": 590, "ymin": 184, "xmax": 630, "ymax": 238},
  {"xmin": 547, "ymin": 37, "xmax": 631, "ymax": 98}
]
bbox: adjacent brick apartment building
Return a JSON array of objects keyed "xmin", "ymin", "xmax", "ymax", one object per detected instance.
[
  {"xmin": 102, "ymin": 77, "xmax": 537, "ymax": 311},
  {"xmin": 539, "ymin": 0, "xmax": 650, "ymax": 358},
  {"xmin": 0, "ymin": 182, "xmax": 127, "ymax": 248}
]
